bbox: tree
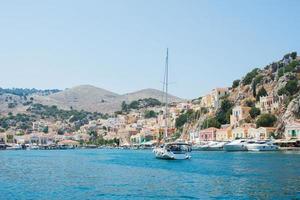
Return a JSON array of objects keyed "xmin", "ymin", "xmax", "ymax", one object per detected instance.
[
  {"xmin": 201, "ymin": 117, "xmax": 221, "ymax": 129},
  {"xmin": 278, "ymin": 87, "xmax": 288, "ymax": 96},
  {"xmin": 256, "ymin": 87, "xmax": 268, "ymax": 101},
  {"xmin": 232, "ymin": 79, "xmax": 240, "ymax": 88},
  {"xmin": 285, "ymin": 80, "xmax": 298, "ymax": 95},
  {"xmin": 128, "ymin": 101, "xmax": 139, "ymax": 109},
  {"xmin": 121, "ymin": 101, "xmax": 128, "ymax": 112},
  {"xmin": 216, "ymin": 99, "xmax": 233, "ymax": 124},
  {"xmin": 242, "ymin": 68, "xmax": 259, "ymax": 85},
  {"xmin": 291, "ymin": 52, "xmax": 297, "ymax": 60},
  {"xmin": 245, "ymin": 99, "xmax": 255, "ymax": 107},
  {"xmin": 144, "ymin": 110, "xmax": 157, "ymax": 118},
  {"xmin": 249, "ymin": 107, "xmax": 261, "ymax": 119},
  {"xmin": 256, "ymin": 114, "xmax": 277, "ymax": 128}
]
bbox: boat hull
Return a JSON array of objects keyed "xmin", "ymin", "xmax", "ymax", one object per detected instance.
[
  {"xmin": 224, "ymin": 144, "xmax": 247, "ymax": 152},
  {"xmin": 247, "ymin": 145, "xmax": 279, "ymax": 151},
  {"xmin": 153, "ymin": 148, "xmax": 191, "ymax": 160}
]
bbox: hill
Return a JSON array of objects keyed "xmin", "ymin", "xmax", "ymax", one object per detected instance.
[{"xmin": 33, "ymin": 85, "xmax": 183, "ymax": 113}]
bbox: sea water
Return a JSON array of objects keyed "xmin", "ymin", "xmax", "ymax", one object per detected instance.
[{"xmin": 0, "ymin": 149, "xmax": 299, "ymax": 200}]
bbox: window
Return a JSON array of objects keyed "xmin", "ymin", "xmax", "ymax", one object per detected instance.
[{"xmin": 292, "ymin": 130, "xmax": 296, "ymax": 137}]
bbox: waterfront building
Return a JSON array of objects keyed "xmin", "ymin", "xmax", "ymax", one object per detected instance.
[
  {"xmin": 216, "ymin": 125, "xmax": 232, "ymax": 141},
  {"xmin": 189, "ymin": 131, "xmax": 200, "ymax": 144},
  {"xmin": 230, "ymin": 105, "xmax": 251, "ymax": 127},
  {"xmin": 199, "ymin": 127, "xmax": 218, "ymax": 141},
  {"xmin": 248, "ymin": 127, "xmax": 276, "ymax": 140},
  {"xmin": 232, "ymin": 123, "xmax": 256, "ymax": 139},
  {"xmin": 284, "ymin": 122, "xmax": 300, "ymax": 140}
]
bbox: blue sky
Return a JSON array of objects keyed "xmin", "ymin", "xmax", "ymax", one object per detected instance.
[{"xmin": 0, "ymin": 0, "xmax": 299, "ymax": 99}]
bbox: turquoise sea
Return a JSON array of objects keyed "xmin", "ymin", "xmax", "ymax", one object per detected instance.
[{"xmin": 0, "ymin": 149, "xmax": 299, "ymax": 200}]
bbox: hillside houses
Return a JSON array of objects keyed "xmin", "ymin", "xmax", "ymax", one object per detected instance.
[
  {"xmin": 257, "ymin": 95, "xmax": 285, "ymax": 114},
  {"xmin": 200, "ymin": 88, "xmax": 229, "ymax": 110},
  {"xmin": 230, "ymin": 106, "xmax": 251, "ymax": 127}
]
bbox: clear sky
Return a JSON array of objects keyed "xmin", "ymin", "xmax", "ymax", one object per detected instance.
[{"xmin": 0, "ymin": 0, "xmax": 299, "ymax": 99}]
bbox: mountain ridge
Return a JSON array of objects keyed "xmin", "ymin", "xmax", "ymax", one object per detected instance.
[{"xmin": 31, "ymin": 85, "xmax": 183, "ymax": 113}]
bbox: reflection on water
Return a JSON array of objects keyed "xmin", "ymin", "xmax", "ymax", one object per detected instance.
[{"xmin": 0, "ymin": 150, "xmax": 299, "ymax": 199}]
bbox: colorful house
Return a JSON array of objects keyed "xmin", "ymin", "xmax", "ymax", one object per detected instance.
[
  {"xmin": 285, "ymin": 122, "xmax": 300, "ymax": 140},
  {"xmin": 199, "ymin": 128, "xmax": 218, "ymax": 141}
]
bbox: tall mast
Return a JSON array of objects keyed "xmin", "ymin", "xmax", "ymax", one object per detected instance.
[{"xmin": 165, "ymin": 48, "xmax": 169, "ymax": 139}]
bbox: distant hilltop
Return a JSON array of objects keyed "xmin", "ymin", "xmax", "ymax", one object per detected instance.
[{"xmin": 0, "ymin": 85, "xmax": 183, "ymax": 114}]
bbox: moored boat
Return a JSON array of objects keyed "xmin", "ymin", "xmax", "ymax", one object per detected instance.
[
  {"xmin": 6, "ymin": 144, "xmax": 22, "ymax": 150},
  {"xmin": 224, "ymin": 139, "xmax": 248, "ymax": 151},
  {"xmin": 246, "ymin": 140, "xmax": 279, "ymax": 151},
  {"xmin": 153, "ymin": 142, "xmax": 191, "ymax": 160}
]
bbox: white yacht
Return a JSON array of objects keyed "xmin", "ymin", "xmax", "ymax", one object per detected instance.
[
  {"xmin": 153, "ymin": 142, "xmax": 191, "ymax": 160},
  {"xmin": 6, "ymin": 144, "xmax": 22, "ymax": 150},
  {"xmin": 223, "ymin": 139, "xmax": 248, "ymax": 151},
  {"xmin": 208, "ymin": 141, "xmax": 228, "ymax": 151},
  {"xmin": 246, "ymin": 140, "xmax": 279, "ymax": 151}
]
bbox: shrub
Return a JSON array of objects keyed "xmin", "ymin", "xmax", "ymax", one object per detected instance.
[
  {"xmin": 256, "ymin": 114, "xmax": 277, "ymax": 128},
  {"xmin": 291, "ymin": 52, "xmax": 297, "ymax": 60},
  {"xmin": 285, "ymin": 80, "xmax": 298, "ymax": 95},
  {"xmin": 232, "ymin": 79, "xmax": 240, "ymax": 88},
  {"xmin": 242, "ymin": 68, "xmax": 259, "ymax": 85},
  {"xmin": 201, "ymin": 117, "xmax": 221, "ymax": 129},
  {"xmin": 250, "ymin": 107, "xmax": 261, "ymax": 119},
  {"xmin": 216, "ymin": 99, "xmax": 233, "ymax": 124},
  {"xmin": 144, "ymin": 110, "xmax": 157, "ymax": 118},
  {"xmin": 245, "ymin": 99, "xmax": 255, "ymax": 107},
  {"xmin": 291, "ymin": 51, "xmax": 297, "ymax": 59},
  {"xmin": 256, "ymin": 87, "xmax": 268, "ymax": 101}
]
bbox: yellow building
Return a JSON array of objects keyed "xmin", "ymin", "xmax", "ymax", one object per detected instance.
[{"xmin": 216, "ymin": 126, "xmax": 232, "ymax": 141}]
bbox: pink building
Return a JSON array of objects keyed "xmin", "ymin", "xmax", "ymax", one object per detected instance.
[{"xmin": 199, "ymin": 128, "xmax": 219, "ymax": 141}]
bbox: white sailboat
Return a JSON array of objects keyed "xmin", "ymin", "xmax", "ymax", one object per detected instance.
[{"xmin": 153, "ymin": 49, "xmax": 191, "ymax": 160}]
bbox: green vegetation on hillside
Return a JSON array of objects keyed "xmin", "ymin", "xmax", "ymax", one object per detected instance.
[
  {"xmin": 28, "ymin": 104, "xmax": 108, "ymax": 122},
  {"xmin": 232, "ymin": 79, "xmax": 240, "ymax": 88},
  {"xmin": 121, "ymin": 98, "xmax": 162, "ymax": 112},
  {"xmin": 278, "ymin": 80, "xmax": 299, "ymax": 96},
  {"xmin": 242, "ymin": 68, "xmax": 259, "ymax": 85},
  {"xmin": 256, "ymin": 87, "xmax": 268, "ymax": 101},
  {"xmin": 201, "ymin": 117, "xmax": 221, "ymax": 129},
  {"xmin": 215, "ymin": 98, "xmax": 233, "ymax": 125},
  {"xmin": 144, "ymin": 110, "xmax": 157, "ymax": 119},
  {"xmin": 256, "ymin": 114, "xmax": 277, "ymax": 128},
  {"xmin": 0, "ymin": 88, "xmax": 60, "ymax": 97}
]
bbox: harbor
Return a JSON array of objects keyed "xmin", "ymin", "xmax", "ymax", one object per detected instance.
[{"xmin": 0, "ymin": 149, "xmax": 299, "ymax": 200}]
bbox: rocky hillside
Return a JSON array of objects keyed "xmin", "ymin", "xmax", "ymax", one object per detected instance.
[
  {"xmin": 33, "ymin": 85, "xmax": 183, "ymax": 114},
  {"xmin": 222, "ymin": 52, "xmax": 300, "ymax": 134}
]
